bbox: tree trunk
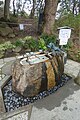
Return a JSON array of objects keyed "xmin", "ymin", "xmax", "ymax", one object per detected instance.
[
  {"xmin": 30, "ymin": 0, "xmax": 36, "ymax": 18},
  {"xmin": 79, "ymin": 0, "xmax": 80, "ymax": 13},
  {"xmin": 13, "ymin": 0, "xmax": 16, "ymax": 16},
  {"xmin": 43, "ymin": 0, "xmax": 58, "ymax": 35},
  {"xmin": 72, "ymin": 0, "xmax": 76, "ymax": 14},
  {"xmin": 4, "ymin": 0, "xmax": 10, "ymax": 20}
]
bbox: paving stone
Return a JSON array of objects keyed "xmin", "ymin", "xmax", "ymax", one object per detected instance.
[
  {"xmin": 64, "ymin": 59, "xmax": 80, "ymax": 77},
  {"xmin": 7, "ymin": 111, "xmax": 28, "ymax": 120},
  {"xmin": 0, "ymin": 74, "xmax": 5, "ymax": 81},
  {"xmin": 4, "ymin": 57, "xmax": 16, "ymax": 63},
  {"xmin": 0, "ymin": 89, "xmax": 6, "ymax": 113},
  {"xmin": 0, "ymin": 59, "xmax": 4, "ymax": 64}
]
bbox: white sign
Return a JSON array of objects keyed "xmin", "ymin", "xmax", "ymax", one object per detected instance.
[
  {"xmin": 19, "ymin": 24, "xmax": 24, "ymax": 30},
  {"xmin": 59, "ymin": 29, "xmax": 71, "ymax": 45}
]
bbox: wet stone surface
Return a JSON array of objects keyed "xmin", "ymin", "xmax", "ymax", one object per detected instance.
[{"xmin": 2, "ymin": 74, "xmax": 72, "ymax": 112}]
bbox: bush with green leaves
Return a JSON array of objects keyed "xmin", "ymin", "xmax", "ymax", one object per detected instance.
[
  {"xmin": 0, "ymin": 41, "xmax": 15, "ymax": 51},
  {"xmin": 54, "ymin": 13, "xmax": 80, "ymax": 36},
  {"xmin": 40, "ymin": 34, "xmax": 56, "ymax": 46},
  {"xmin": 76, "ymin": 51, "xmax": 80, "ymax": 62},
  {"xmin": 14, "ymin": 39, "xmax": 24, "ymax": 47},
  {"xmin": 23, "ymin": 36, "xmax": 39, "ymax": 51},
  {"xmin": 0, "ymin": 41, "xmax": 16, "ymax": 58},
  {"xmin": 64, "ymin": 40, "xmax": 73, "ymax": 51},
  {"xmin": 38, "ymin": 38, "xmax": 47, "ymax": 50},
  {"xmin": 0, "ymin": 44, "xmax": 6, "ymax": 51},
  {"xmin": 0, "ymin": 44, "xmax": 5, "ymax": 58},
  {"xmin": 4, "ymin": 41, "xmax": 16, "ymax": 49}
]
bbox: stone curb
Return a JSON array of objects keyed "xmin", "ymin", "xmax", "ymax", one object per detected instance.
[
  {"xmin": 0, "ymin": 76, "xmax": 10, "ymax": 114},
  {"xmin": 0, "ymin": 105, "xmax": 32, "ymax": 120},
  {"xmin": 0, "ymin": 75, "xmax": 32, "ymax": 120}
]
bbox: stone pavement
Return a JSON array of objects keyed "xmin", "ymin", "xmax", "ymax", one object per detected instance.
[
  {"xmin": 0, "ymin": 57, "xmax": 80, "ymax": 120},
  {"xmin": 30, "ymin": 60, "xmax": 80, "ymax": 120},
  {"xmin": 30, "ymin": 88, "xmax": 80, "ymax": 120},
  {"xmin": 64, "ymin": 59, "xmax": 80, "ymax": 78}
]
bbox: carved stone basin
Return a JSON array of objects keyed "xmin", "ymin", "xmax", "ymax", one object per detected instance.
[{"xmin": 12, "ymin": 52, "xmax": 64, "ymax": 97}]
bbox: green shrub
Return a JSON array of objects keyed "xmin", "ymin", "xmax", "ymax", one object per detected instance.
[
  {"xmin": 76, "ymin": 51, "xmax": 80, "ymax": 62},
  {"xmin": 14, "ymin": 39, "xmax": 24, "ymax": 47},
  {"xmin": 0, "ymin": 41, "xmax": 15, "ymax": 51},
  {"xmin": 54, "ymin": 13, "xmax": 80, "ymax": 36},
  {"xmin": 0, "ymin": 44, "xmax": 6, "ymax": 51},
  {"xmin": 38, "ymin": 38, "xmax": 47, "ymax": 50},
  {"xmin": 23, "ymin": 36, "xmax": 39, "ymax": 51},
  {"xmin": 0, "ymin": 41, "xmax": 16, "ymax": 58},
  {"xmin": 64, "ymin": 40, "xmax": 73, "ymax": 51},
  {"xmin": 3, "ymin": 41, "xmax": 16, "ymax": 49},
  {"xmin": 40, "ymin": 34, "xmax": 56, "ymax": 45}
]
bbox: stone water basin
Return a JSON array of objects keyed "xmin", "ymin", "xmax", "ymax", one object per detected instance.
[{"xmin": 12, "ymin": 52, "xmax": 64, "ymax": 97}]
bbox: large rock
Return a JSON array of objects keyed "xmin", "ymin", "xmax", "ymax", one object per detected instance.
[
  {"xmin": 8, "ymin": 33, "xmax": 15, "ymax": 38},
  {"xmin": 0, "ymin": 26, "xmax": 13, "ymax": 37},
  {"xmin": 12, "ymin": 53, "xmax": 64, "ymax": 97}
]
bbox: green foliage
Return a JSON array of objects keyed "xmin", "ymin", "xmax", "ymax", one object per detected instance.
[
  {"xmin": 0, "ymin": 44, "xmax": 6, "ymax": 51},
  {"xmin": 29, "ymin": 39, "xmax": 38, "ymax": 51},
  {"xmin": 40, "ymin": 34, "xmax": 56, "ymax": 45},
  {"xmin": 3, "ymin": 41, "xmax": 15, "ymax": 49},
  {"xmin": 0, "ymin": 51, "xmax": 4, "ymax": 58},
  {"xmin": 55, "ymin": 13, "xmax": 80, "ymax": 27},
  {"xmin": 23, "ymin": 36, "xmax": 47, "ymax": 51},
  {"xmin": 0, "ymin": 41, "xmax": 15, "ymax": 51},
  {"xmin": 54, "ymin": 13, "xmax": 80, "ymax": 35},
  {"xmin": 23, "ymin": 36, "xmax": 33, "ymax": 41},
  {"xmin": 0, "ymin": 41, "xmax": 16, "ymax": 58},
  {"xmin": 76, "ymin": 51, "xmax": 80, "ymax": 62},
  {"xmin": 64, "ymin": 40, "xmax": 73, "ymax": 51},
  {"xmin": 38, "ymin": 38, "xmax": 47, "ymax": 50},
  {"xmin": 23, "ymin": 36, "xmax": 39, "ymax": 51},
  {"xmin": 14, "ymin": 39, "xmax": 24, "ymax": 47}
]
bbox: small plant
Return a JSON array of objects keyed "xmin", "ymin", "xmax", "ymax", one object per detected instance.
[
  {"xmin": 0, "ymin": 51, "xmax": 4, "ymax": 58},
  {"xmin": 0, "ymin": 44, "xmax": 6, "ymax": 51},
  {"xmin": 64, "ymin": 41, "xmax": 73, "ymax": 51},
  {"xmin": 76, "ymin": 51, "xmax": 80, "ymax": 62},
  {"xmin": 0, "ymin": 44, "xmax": 5, "ymax": 58},
  {"xmin": 0, "ymin": 41, "xmax": 15, "ymax": 51},
  {"xmin": 23, "ymin": 36, "xmax": 39, "ymax": 51},
  {"xmin": 14, "ymin": 39, "xmax": 24, "ymax": 47},
  {"xmin": 41, "ymin": 34, "xmax": 56, "ymax": 45},
  {"xmin": 0, "ymin": 41, "xmax": 16, "ymax": 58},
  {"xmin": 38, "ymin": 38, "xmax": 47, "ymax": 50},
  {"xmin": 3, "ymin": 41, "xmax": 16, "ymax": 49},
  {"xmin": 23, "ymin": 36, "xmax": 33, "ymax": 41}
]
